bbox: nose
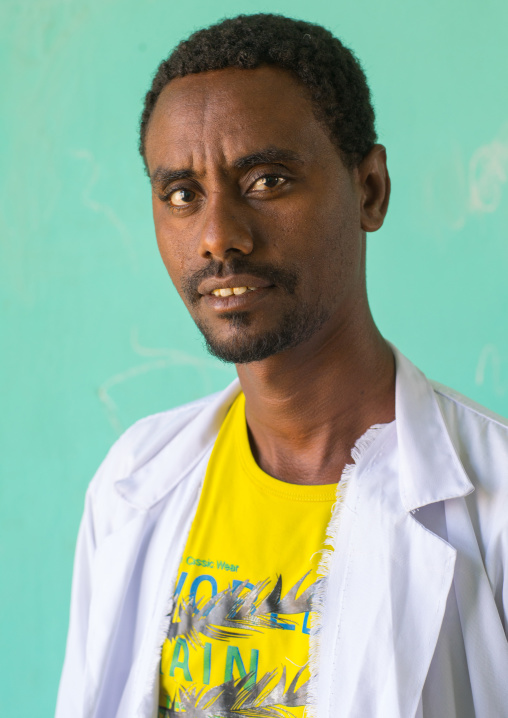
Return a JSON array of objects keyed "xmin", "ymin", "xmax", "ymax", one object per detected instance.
[{"xmin": 198, "ymin": 192, "xmax": 254, "ymax": 260}]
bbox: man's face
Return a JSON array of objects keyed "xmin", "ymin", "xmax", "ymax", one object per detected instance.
[{"xmin": 145, "ymin": 66, "xmax": 367, "ymax": 363}]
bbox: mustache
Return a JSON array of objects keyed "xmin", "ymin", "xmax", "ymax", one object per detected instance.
[{"xmin": 181, "ymin": 257, "xmax": 299, "ymax": 305}]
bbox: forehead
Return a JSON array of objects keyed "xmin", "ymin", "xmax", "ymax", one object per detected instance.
[{"xmin": 144, "ymin": 66, "xmax": 336, "ymax": 171}]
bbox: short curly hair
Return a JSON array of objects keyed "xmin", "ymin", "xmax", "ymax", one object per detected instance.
[{"xmin": 139, "ymin": 13, "xmax": 377, "ymax": 172}]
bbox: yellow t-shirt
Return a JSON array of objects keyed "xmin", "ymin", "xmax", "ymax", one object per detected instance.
[{"xmin": 159, "ymin": 393, "xmax": 337, "ymax": 717}]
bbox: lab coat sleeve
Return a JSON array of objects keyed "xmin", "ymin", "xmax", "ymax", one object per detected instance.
[{"xmin": 55, "ymin": 488, "xmax": 96, "ymax": 718}]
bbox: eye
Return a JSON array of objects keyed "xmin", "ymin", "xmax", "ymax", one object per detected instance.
[
  {"xmin": 167, "ymin": 188, "xmax": 196, "ymax": 207},
  {"xmin": 250, "ymin": 175, "xmax": 286, "ymax": 192}
]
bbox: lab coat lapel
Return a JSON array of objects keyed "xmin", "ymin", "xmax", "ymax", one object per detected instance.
[
  {"xmin": 315, "ymin": 348, "xmax": 475, "ymax": 718},
  {"xmin": 84, "ymin": 381, "xmax": 242, "ymax": 717},
  {"xmin": 393, "ymin": 348, "xmax": 474, "ymax": 511},
  {"xmin": 85, "ymin": 450, "xmax": 215, "ymax": 718},
  {"xmin": 316, "ymin": 428, "xmax": 458, "ymax": 717}
]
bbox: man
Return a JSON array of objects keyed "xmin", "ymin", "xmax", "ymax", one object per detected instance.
[{"xmin": 56, "ymin": 14, "xmax": 508, "ymax": 718}]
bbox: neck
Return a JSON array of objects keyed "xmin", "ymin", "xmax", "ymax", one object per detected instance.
[{"xmin": 236, "ymin": 308, "xmax": 395, "ymax": 485}]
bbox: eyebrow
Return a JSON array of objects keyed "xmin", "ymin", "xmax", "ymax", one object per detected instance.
[
  {"xmin": 150, "ymin": 168, "xmax": 196, "ymax": 189},
  {"xmin": 150, "ymin": 147, "xmax": 304, "ymax": 188},
  {"xmin": 233, "ymin": 147, "xmax": 304, "ymax": 169}
]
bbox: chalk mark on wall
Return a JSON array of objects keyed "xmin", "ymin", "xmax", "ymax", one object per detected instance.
[
  {"xmin": 469, "ymin": 125, "xmax": 508, "ymax": 214},
  {"xmin": 475, "ymin": 344, "xmax": 506, "ymax": 397},
  {"xmin": 72, "ymin": 148, "xmax": 137, "ymax": 267},
  {"xmin": 425, "ymin": 123, "xmax": 508, "ymax": 231},
  {"xmin": 98, "ymin": 326, "xmax": 232, "ymax": 434}
]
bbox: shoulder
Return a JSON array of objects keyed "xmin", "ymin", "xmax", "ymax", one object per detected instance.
[
  {"xmin": 114, "ymin": 392, "xmax": 222, "ymax": 467},
  {"xmin": 394, "ymin": 344, "xmax": 508, "ymax": 491},
  {"xmin": 91, "ymin": 392, "xmax": 219, "ymax": 487},
  {"xmin": 432, "ymin": 380, "xmax": 508, "ymax": 533},
  {"xmin": 432, "ymin": 381, "xmax": 508, "ymax": 433},
  {"xmin": 85, "ymin": 383, "xmax": 240, "ymax": 535},
  {"xmin": 432, "ymin": 381, "xmax": 508, "ymax": 474},
  {"xmin": 432, "ymin": 381, "xmax": 508, "ymax": 479}
]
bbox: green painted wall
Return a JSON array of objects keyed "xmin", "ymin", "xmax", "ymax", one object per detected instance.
[{"xmin": 1, "ymin": 0, "xmax": 507, "ymax": 714}]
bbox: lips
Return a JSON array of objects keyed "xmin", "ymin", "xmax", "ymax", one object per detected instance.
[{"xmin": 181, "ymin": 261, "xmax": 298, "ymax": 309}]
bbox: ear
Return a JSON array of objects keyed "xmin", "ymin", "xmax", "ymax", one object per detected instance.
[{"xmin": 357, "ymin": 144, "xmax": 391, "ymax": 232}]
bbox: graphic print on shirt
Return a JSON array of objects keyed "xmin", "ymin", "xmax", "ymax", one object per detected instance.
[
  {"xmin": 159, "ymin": 566, "xmax": 321, "ymax": 717},
  {"xmin": 158, "ymin": 391, "xmax": 337, "ymax": 718}
]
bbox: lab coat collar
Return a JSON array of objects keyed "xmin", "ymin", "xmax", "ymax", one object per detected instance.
[
  {"xmin": 115, "ymin": 379, "xmax": 241, "ymax": 510},
  {"xmin": 115, "ymin": 345, "xmax": 474, "ymax": 511},
  {"xmin": 391, "ymin": 345, "xmax": 474, "ymax": 511}
]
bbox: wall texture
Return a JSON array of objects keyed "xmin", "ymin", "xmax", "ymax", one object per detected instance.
[{"xmin": 1, "ymin": 0, "xmax": 507, "ymax": 714}]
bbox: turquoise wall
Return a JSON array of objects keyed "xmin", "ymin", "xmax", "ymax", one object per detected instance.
[{"xmin": 1, "ymin": 0, "xmax": 507, "ymax": 714}]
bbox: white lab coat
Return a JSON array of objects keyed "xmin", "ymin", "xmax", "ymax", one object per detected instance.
[{"xmin": 56, "ymin": 347, "xmax": 508, "ymax": 718}]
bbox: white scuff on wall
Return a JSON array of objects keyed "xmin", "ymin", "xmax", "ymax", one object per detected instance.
[
  {"xmin": 423, "ymin": 123, "xmax": 508, "ymax": 231},
  {"xmin": 475, "ymin": 343, "xmax": 506, "ymax": 397},
  {"xmin": 98, "ymin": 326, "xmax": 232, "ymax": 434},
  {"xmin": 72, "ymin": 148, "xmax": 138, "ymax": 268},
  {"xmin": 469, "ymin": 124, "xmax": 508, "ymax": 214}
]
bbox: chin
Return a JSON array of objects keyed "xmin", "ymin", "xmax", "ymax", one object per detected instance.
[
  {"xmin": 196, "ymin": 306, "xmax": 330, "ymax": 364},
  {"xmin": 203, "ymin": 333, "xmax": 285, "ymax": 364}
]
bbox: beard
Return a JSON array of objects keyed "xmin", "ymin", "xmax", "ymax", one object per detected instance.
[
  {"xmin": 195, "ymin": 304, "xmax": 329, "ymax": 363},
  {"xmin": 180, "ymin": 258, "xmax": 331, "ymax": 364}
]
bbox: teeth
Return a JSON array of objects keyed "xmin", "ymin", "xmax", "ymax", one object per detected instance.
[{"xmin": 211, "ymin": 286, "xmax": 258, "ymax": 297}]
